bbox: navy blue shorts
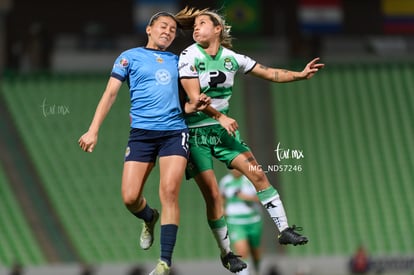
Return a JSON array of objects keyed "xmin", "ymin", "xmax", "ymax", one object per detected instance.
[{"xmin": 124, "ymin": 128, "xmax": 189, "ymax": 162}]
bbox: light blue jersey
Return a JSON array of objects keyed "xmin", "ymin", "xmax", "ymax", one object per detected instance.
[{"xmin": 111, "ymin": 47, "xmax": 186, "ymax": 130}]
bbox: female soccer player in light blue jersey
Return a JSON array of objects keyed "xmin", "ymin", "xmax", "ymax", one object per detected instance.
[{"xmin": 79, "ymin": 12, "xmax": 208, "ymax": 275}]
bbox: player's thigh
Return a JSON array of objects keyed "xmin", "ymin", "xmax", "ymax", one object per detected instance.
[
  {"xmin": 122, "ymin": 129, "xmax": 159, "ymax": 199},
  {"xmin": 186, "ymin": 143, "xmax": 214, "ymax": 179},
  {"xmin": 158, "ymin": 130, "xmax": 189, "ymax": 194},
  {"xmin": 231, "ymin": 152, "xmax": 269, "ymax": 191},
  {"xmin": 121, "ymin": 161, "xmax": 154, "ymax": 203},
  {"xmin": 159, "ymin": 155, "xmax": 187, "ymax": 196},
  {"xmin": 214, "ymin": 129, "xmax": 250, "ymax": 168}
]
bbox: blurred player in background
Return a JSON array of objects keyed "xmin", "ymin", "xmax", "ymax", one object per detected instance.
[
  {"xmin": 219, "ymin": 169, "xmax": 263, "ymax": 275},
  {"xmin": 175, "ymin": 7, "xmax": 324, "ymax": 273},
  {"xmin": 78, "ymin": 11, "xmax": 208, "ymax": 275}
]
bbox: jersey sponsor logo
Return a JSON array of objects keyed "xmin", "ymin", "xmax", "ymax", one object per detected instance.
[
  {"xmin": 178, "ymin": 62, "xmax": 188, "ymax": 71},
  {"xmin": 223, "ymin": 230, "xmax": 229, "ymax": 240},
  {"xmin": 208, "ymin": 71, "xmax": 226, "ymax": 88},
  {"xmin": 155, "ymin": 69, "xmax": 172, "ymax": 85},
  {"xmin": 197, "ymin": 62, "xmax": 206, "ymax": 71},
  {"xmin": 153, "ymin": 53, "xmax": 163, "ymax": 63},
  {"xmin": 264, "ymin": 201, "xmax": 277, "ymax": 209}
]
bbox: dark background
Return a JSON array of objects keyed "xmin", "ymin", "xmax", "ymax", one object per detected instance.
[{"xmin": 3, "ymin": 0, "xmax": 391, "ymax": 72}]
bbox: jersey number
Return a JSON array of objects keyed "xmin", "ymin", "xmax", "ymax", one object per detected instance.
[{"xmin": 181, "ymin": 132, "xmax": 189, "ymax": 152}]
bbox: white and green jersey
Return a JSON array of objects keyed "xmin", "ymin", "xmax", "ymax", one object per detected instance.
[
  {"xmin": 178, "ymin": 43, "xmax": 256, "ymax": 128},
  {"xmin": 219, "ymin": 173, "xmax": 262, "ymax": 225}
]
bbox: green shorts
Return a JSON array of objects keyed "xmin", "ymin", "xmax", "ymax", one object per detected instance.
[
  {"xmin": 227, "ymin": 219, "xmax": 263, "ymax": 248},
  {"xmin": 186, "ymin": 124, "xmax": 250, "ymax": 179}
]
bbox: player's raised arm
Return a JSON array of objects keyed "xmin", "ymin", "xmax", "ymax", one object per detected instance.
[{"xmin": 250, "ymin": 57, "xmax": 325, "ymax": 83}]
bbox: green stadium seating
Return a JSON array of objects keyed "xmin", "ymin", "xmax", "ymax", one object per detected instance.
[
  {"xmin": 271, "ymin": 63, "xmax": 414, "ymax": 256},
  {"xmin": 0, "ymin": 165, "xmax": 46, "ymax": 265}
]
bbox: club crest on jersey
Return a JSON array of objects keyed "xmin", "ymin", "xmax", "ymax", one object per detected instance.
[
  {"xmin": 155, "ymin": 69, "xmax": 171, "ymax": 85},
  {"xmin": 224, "ymin": 58, "xmax": 234, "ymax": 71}
]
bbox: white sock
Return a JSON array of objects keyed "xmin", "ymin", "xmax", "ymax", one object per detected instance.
[
  {"xmin": 208, "ymin": 216, "xmax": 231, "ymax": 256},
  {"xmin": 257, "ymin": 186, "xmax": 289, "ymax": 232}
]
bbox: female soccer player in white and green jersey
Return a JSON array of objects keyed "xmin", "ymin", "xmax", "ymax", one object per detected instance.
[
  {"xmin": 219, "ymin": 169, "xmax": 263, "ymax": 275},
  {"xmin": 175, "ymin": 7, "xmax": 325, "ymax": 273}
]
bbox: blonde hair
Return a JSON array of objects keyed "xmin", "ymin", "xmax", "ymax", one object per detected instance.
[{"xmin": 175, "ymin": 6, "xmax": 233, "ymax": 49}]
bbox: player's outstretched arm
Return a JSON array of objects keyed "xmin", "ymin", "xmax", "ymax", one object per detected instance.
[
  {"xmin": 250, "ymin": 57, "xmax": 325, "ymax": 83},
  {"xmin": 301, "ymin": 57, "xmax": 325, "ymax": 79}
]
